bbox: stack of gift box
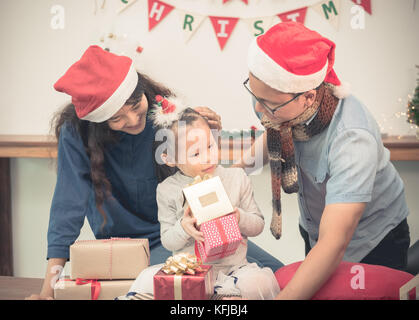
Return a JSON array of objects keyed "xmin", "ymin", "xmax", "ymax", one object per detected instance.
[
  {"xmin": 54, "ymin": 238, "xmax": 150, "ymax": 300},
  {"xmin": 152, "ymin": 175, "xmax": 242, "ymax": 300},
  {"xmin": 55, "ymin": 175, "xmax": 241, "ymax": 300},
  {"xmin": 183, "ymin": 175, "xmax": 242, "ymax": 263}
]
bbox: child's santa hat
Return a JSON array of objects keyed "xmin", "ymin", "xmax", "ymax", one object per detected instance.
[
  {"xmin": 247, "ymin": 22, "xmax": 350, "ymax": 99},
  {"xmin": 54, "ymin": 45, "xmax": 138, "ymax": 122}
]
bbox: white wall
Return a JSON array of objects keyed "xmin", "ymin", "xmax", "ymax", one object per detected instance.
[{"xmin": 1, "ymin": 0, "xmax": 418, "ymax": 278}]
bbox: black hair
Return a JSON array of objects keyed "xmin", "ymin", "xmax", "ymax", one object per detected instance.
[
  {"xmin": 51, "ymin": 72, "xmax": 173, "ymax": 228},
  {"xmin": 152, "ymin": 108, "xmax": 210, "ymax": 183}
]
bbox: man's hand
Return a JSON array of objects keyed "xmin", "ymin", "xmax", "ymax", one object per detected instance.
[
  {"xmin": 194, "ymin": 107, "xmax": 222, "ymax": 131},
  {"xmin": 275, "ymin": 202, "xmax": 365, "ymax": 300}
]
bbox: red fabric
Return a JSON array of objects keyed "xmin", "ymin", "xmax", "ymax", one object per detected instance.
[
  {"xmin": 256, "ymin": 21, "xmax": 341, "ymax": 86},
  {"xmin": 275, "ymin": 261, "xmax": 414, "ymax": 300},
  {"xmin": 53, "ymin": 45, "xmax": 132, "ymax": 119}
]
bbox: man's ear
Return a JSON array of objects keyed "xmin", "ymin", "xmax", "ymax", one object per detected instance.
[
  {"xmin": 303, "ymin": 89, "xmax": 317, "ymax": 108},
  {"xmin": 161, "ymin": 153, "xmax": 176, "ymax": 168}
]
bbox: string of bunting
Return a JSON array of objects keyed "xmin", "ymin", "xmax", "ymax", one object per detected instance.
[{"xmin": 116, "ymin": 0, "xmax": 372, "ymax": 51}]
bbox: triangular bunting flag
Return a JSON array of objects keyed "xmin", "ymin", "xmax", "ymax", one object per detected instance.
[
  {"xmin": 351, "ymin": 0, "xmax": 372, "ymax": 15},
  {"xmin": 178, "ymin": 10, "xmax": 206, "ymax": 43},
  {"xmin": 243, "ymin": 16, "xmax": 274, "ymax": 37},
  {"xmin": 147, "ymin": 0, "xmax": 174, "ymax": 31},
  {"xmin": 209, "ymin": 16, "xmax": 239, "ymax": 50},
  {"xmin": 277, "ymin": 7, "xmax": 308, "ymax": 24},
  {"xmin": 312, "ymin": 0, "xmax": 341, "ymax": 30},
  {"xmin": 117, "ymin": 0, "xmax": 137, "ymax": 14}
]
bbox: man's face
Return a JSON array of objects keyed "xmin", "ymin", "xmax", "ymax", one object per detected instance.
[{"xmin": 248, "ymin": 73, "xmax": 316, "ymax": 124}]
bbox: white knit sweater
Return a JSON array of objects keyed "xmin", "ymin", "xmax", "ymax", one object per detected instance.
[{"xmin": 156, "ymin": 165, "xmax": 264, "ymax": 273}]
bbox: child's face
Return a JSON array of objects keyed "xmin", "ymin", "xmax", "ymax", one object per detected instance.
[
  {"xmin": 107, "ymin": 94, "xmax": 148, "ymax": 135},
  {"xmin": 172, "ymin": 118, "xmax": 218, "ymax": 178}
]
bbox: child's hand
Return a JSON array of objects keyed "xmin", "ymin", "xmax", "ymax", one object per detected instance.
[{"xmin": 181, "ymin": 206, "xmax": 205, "ymax": 242}]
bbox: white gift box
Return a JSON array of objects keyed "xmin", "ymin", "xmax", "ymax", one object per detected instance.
[{"xmin": 182, "ymin": 176, "xmax": 234, "ymax": 226}]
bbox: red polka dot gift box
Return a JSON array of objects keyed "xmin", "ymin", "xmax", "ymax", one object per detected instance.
[{"xmin": 195, "ymin": 213, "xmax": 243, "ymax": 263}]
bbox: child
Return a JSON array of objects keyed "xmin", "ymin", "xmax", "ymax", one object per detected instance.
[{"xmin": 126, "ymin": 95, "xmax": 280, "ymax": 300}]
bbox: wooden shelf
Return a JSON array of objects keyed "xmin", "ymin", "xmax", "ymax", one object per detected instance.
[
  {"xmin": 0, "ymin": 135, "xmax": 57, "ymax": 158},
  {"xmin": 382, "ymin": 135, "xmax": 419, "ymax": 161},
  {"xmin": 0, "ymin": 134, "xmax": 418, "ymax": 161}
]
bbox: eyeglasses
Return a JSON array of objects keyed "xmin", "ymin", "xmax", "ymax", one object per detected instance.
[{"xmin": 243, "ymin": 78, "xmax": 303, "ymax": 116}]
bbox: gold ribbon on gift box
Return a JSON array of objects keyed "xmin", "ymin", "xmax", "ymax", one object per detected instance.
[
  {"xmin": 187, "ymin": 174, "xmax": 213, "ymax": 187},
  {"xmin": 161, "ymin": 253, "xmax": 204, "ymax": 300},
  {"xmin": 162, "ymin": 252, "xmax": 203, "ymax": 275}
]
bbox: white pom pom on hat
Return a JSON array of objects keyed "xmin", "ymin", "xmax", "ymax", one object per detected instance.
[
  {"xmin": 247, "ymin": 21, "xmax": 350, "ymax": 99},
  {"xmin": 149, "ymin": 95, "xmax": 188, "ymax": 128}
]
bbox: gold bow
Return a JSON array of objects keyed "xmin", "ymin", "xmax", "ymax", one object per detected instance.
[
  {"xmin": 161, "ymin": 253, "xmax": 203, "ymax": 275},
  {"xmin": 187, "ymin": 174, "xmax": 213, "ymax": 187}
]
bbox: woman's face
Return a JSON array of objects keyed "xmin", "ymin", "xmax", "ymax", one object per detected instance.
[{"xmin": 107, "ymin": 93, "xmax": 148, "ymax": 135}]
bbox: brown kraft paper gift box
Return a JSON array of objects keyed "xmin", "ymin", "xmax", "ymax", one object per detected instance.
[
  {"xmin": 54, "ymin": 278, "xmax": 134, "ymax": 300},
  {"xmin": 70, "ymin": 238, "xmax": 150, "ymax": 280}
]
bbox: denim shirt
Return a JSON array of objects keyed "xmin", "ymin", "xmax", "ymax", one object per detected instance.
[
  {"xmin": 254, "ymin": 95, "xmax": 409, "ymax": 262},
  {"xmin": 47, "ymin": 118, "xmax": 161, "ymax": 259}
]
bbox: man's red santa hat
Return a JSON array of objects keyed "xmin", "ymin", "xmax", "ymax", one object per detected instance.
[
  {"xmin": 247, "ymin": 22, "xmax": 349, "ymax": 98},
  {"xmin": 54, "ymin": 45, "xmax": 138, "ymax": 122}
]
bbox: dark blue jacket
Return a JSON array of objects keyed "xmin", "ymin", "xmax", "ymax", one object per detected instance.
[{"xmin": 47, "ymin": 118, "xmax": 160, "ymax": 259}]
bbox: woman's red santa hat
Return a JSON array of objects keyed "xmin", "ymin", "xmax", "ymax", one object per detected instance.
[
  {"xmin": 247, "ymin": 21, "xmax": 350, "ymax": 99},
  {"xmin": 54, "ymin": 45, "xmax": 138, "ymax": 123}
]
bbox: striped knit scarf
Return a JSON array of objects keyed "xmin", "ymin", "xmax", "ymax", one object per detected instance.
[{"xmin": 261, "ymin": 84, "xmax": 339, "ymax": 239}]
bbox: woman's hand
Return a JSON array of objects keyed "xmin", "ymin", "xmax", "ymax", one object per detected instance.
[
  {"xmin": 181, "ymin": 206, "xmax": 205, "ymax": 242},
  {"xmin": 25, "ymin": 257, "xmax": 66, "ymax": 301},
  {"xmin": 194, "ymin": 107, "xmax": 222, "ymax": 131}
]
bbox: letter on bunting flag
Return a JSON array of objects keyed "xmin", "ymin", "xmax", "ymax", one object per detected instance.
[
  {"xmin": 277, "ymin": 7, "xmax": 308, "ymax": 24},
  {"xmin": 178, "ymin": 10, "xmax": 206, "ymax": 43},
  {"xmin": 312, "ymin": 0, "xmax": 341, "ymax": 30},
  {"xmin": 148, "ymin": 0, "xmax": 174, "ymax": 31},
  {"xmin": 209, "ymin": 16, "xmax": 239, "ymax": 51},
  {"xmin": 351, "ymin": 0, "xmax": 372, "ymax": 15},
  {"xmin": 243, "ymin": 16, "xmax": 274, "ymax": 37}
]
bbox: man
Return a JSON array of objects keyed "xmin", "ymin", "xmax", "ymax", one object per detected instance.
[{"xmin": 236, "ymin": 22, "xmax": 410, "ymax": 300}]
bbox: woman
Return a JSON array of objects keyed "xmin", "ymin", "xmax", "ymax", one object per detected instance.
[{"xmin": 27, "ymin": 45, "xmax": 282, "ymax": 299}]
